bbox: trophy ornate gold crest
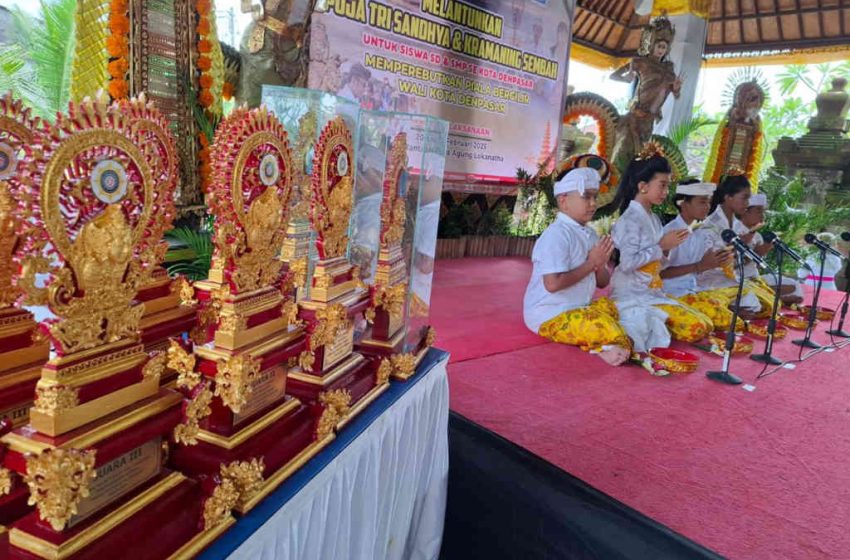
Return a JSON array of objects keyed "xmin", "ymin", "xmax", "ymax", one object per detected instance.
[
  {"xmin": 167, "ymin": 106, "xmax": 332, "ymax": 515},
  {"xmin": 1, "ymin": 93, "xmax": 233, "ymax": 559}
]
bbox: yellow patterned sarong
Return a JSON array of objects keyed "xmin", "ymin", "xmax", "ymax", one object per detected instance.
[
  {"xmin": 539, "ymin": 297, "xmax": 632, "ymax": 353},
  {"xmin": 655, "ymin": 303, "xmax": 713, "ymax": 343},
  {"xmin": 747, "ymin": 278, "xmax": 776, "ymax": 318},
  {"xmin": 639, "ymin": 261, "xmax": 664, "ymax": 289},
  {"xmin": 677, "ymin": 289, "xmax": 745, "ymax": 332}
]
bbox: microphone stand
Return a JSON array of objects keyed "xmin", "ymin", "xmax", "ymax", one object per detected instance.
[
  {"xmin": 707, "ymin": 250, "xmax": 745, "ymax": 385},
  {"xmin": 752, "ymin": 248, "xmax": 784, "ymax": 366},
  {"xmin": 826, "ymin": 257, "xmax": 850, "ymax": 339},
  {"xmin": 793, "ymin": 248, "xmax": 827, "ymax": 349}
]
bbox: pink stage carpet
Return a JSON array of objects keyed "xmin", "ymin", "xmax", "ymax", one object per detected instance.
[{"xmin": 431, "ymin": 257, "xmax": 850, "ymax": 559}]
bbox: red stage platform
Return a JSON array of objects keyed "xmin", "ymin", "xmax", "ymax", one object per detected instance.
[{"xmin": 432, "ymin": 257, "xmax": 850, "ymax": 560}]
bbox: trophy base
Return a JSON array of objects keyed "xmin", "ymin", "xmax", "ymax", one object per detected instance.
[
  {"xmin": 390, "ymin": 345, "xmax": 431, "ymax": 382},
  {"xmin": 170, "ymin": 397, "xmax": 331, "ymax": 514},
  {"xmin": 356, "ymin": 327, "xmax": 407, "ymax": 358},
  {"xmin": 0, "ymin": 363, "xmax": 41, "ymax": 428},
  {"xmin": 0, "ymin": 308, "xmax": 49, "ymax": 375},
  {"xmin": 288, "ymin": 354, "xmax": 387, "ymax": 430},
  {"xmin": 7, "ymin": 471, "xmax": 233, "ymax": 560}
]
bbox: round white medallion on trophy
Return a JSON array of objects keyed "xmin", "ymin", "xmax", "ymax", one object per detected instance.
[
  {"xmin": 259, "ymin": 153, "xmax": 280, "ymax": 186},
  {"xmin": 0, "ymin": 142, "xmax": 17, "ymax": 180},
  {"xmin": 90, "ymin": 159, "xmax": 129, "ymax": 204},
  {"xmin": 336, "ymin": 150, "xmax": 349, "ymax": 176}
]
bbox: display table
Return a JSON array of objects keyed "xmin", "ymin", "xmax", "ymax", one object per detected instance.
[{"xmin": 198, "ymin": 349, "xmax": 450, "ymax": 560}]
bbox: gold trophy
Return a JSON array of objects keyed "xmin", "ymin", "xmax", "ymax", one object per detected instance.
[
  {"xmin": 167, "ymin": 106, "xmax": 333, "ymax": 515},
  {"xmin": 1, "ymin": 93, "xmax": 233, "ymax": 559},
  {"xmin": 288, "ymin": 115, "xmax": 389, "ymax": 427}
]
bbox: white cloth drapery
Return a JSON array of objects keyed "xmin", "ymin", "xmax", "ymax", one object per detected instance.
[{"xmin": 220, "ymin": 354, "xmax": 450, "ymax": 560}]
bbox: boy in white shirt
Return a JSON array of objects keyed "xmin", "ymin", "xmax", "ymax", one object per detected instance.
[
  {"xmin": 740, "ymin": 193, "xmax": 804, "ymax": 304},
  {"xmin": 522, "ymin": 168, "xmax": 631, "ymax": 366}
]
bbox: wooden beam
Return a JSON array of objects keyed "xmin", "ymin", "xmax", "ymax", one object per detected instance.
[
  {"xmin": 840, "ymin": 0, "xmax": 846, "ymax": 37},
  {"xmin": 794, "ymin": 0, "xmax": 806, "ymax": 39},
  {"xmin": 737, "ymin": 0, "xmax": 745, "ymax": 43},
  {"xmin": 817, "ymin": 0, "xmax": 826, "ymax": 44},
  {"xmin": 775, "ymin": 0, "xmax": 785, "ymax": 40},
  {"xmin": 709, "ymin": 5, "xmax": 838, "ymax": 21},
  {"xmin": 705, "ymin": 34, "xmax": 850, "ymax": 53},
  {"xmin": 753, "ymin": 0, "xmax": 764, "ymax": 44}
]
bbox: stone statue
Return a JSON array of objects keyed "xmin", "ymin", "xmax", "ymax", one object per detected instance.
[
  {"xmin": 773, "ymin": 76, "xmax": 850, "ymax": 204},
  {"xmin": 608, "ymin": 15, "xmax": 681, "ymax": 171},
  {"xmin": 236, "ymin": 0, "xmax": 315, "ymax": 107},
  {"xmin": 809, "ymin": 77, "xmax": 850, "ymax": 133},
  {"xmin": 704, "ymin": 80, "xmax": 766, "ymax": 186}
]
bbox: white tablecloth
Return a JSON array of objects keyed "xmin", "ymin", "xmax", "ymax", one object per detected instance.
[{"xmin": 226, "ymin": 353, "xmax": 449, "ymax": 560}]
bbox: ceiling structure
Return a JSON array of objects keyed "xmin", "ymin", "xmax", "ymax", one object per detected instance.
[{"xmin": 572, "ymin": 0, "xmax": 850, "ymax": 67}]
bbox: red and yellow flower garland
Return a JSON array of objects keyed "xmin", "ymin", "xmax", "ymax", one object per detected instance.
[
  {"xmin": 195, "ymin": 0, "xmax": 215, "ymax": 109},
  {"xmin": 704, "ymin": 116, "xmax": 764, "ymax": 192},
  {"xmin": 563, "ymin": 108, "xmax": 610, "ymax": 162},
  {"xmin": 107, "ymin": 0, "xmax": 130, "ymax": 100}
]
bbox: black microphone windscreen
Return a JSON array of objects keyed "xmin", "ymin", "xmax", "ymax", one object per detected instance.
[
  {"xmin": 762, "ymin": 231, "xmax": 777, "ymax": 243},
  {"xmin": 804, "ymin": 233, "xmax": 817, "ymax": 244},
  {"xmin": 721, "ymin": 229, "xmax": 737, "ymax": 243},
  {"xmin": 841, "ymin": 231, "xmax": 850, "ymax": 242}
]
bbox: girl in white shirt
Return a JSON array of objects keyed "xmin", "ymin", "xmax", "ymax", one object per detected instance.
[{"xmin": 602, "ymin": 148, "xmax": 713, "ymax": 350}]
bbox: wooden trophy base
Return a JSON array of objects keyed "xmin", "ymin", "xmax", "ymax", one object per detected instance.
[
  {"xmin": 0, "ymin": 308, "xmax": 49, "ymax": 378},
  {"xmin": 7, "ymin": 471, "xmax": 232, "ymax": 560},
  {"xmin": 28, "ymin": 341, "xmax": 161, "ymax": 437},
  {"xmin": 0, "ymin": 364, "xmax": 41, "ymax": 429},
  {"xmin": 287, "ymin": 353, "xmax": 387, "ymax": 430},
  {"xmin": 171, "ymin": 397, "xmax": 330, "ymax": 515}
]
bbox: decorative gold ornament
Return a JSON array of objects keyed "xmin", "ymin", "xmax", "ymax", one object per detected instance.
[
  {"xmin": 33, "ymin": 384, "xmax": 80, "ymax": 415},
  {"xmin": 0, "ymin": 93, "xmax": 40, "ymax": 309},
  {"xmin": 203, "ymin": 478, "xmax": 238, "ymax": 531},
  {"xmin": 373, "ymin": 283, "xmax": 407, "ymax": 319},
  {"xmin": 24, "ymin": 448, "xmax": 97, "ymax": 531},
  {"xmin": 364, "ymin": 306, "xmax": 376, "ymax": 324},
  {"xmin": 316, "ymin": 389, "xmax": 352, "ymax": 439},
  {"xmin": 217, "ymin": 309, "xmax": 248, "ymax": 335},
  {"xmin": 142, "ymin": 352, "xmax": 167, "ymax": 383},
  {"xmin": 207, "ymin": 106, "xmax": 293, "ymax": 294},
  {"xmin": 173, "ymin": 385, "xmax": 213, "ymax": 446},
  {"xmin": 290, "ymin": 111, "xmax": 318, "ymax": 222},
  {"xmin": 14, "ymin": 92, "xmax": 178, "ymax": 355},
  {"xmin": 215, "ymin": 353, "xmax": 261, "ymax": 413},
  {"xmin": 176, "ymin": 276, "xmax": 197, "ymax": 305},
  {"xmin": 0, "ymin": 467, "xmax": 12, "ymax": 496},
  {"xmin": 310, "ymin": 304, "xmax": 350, "ymax": 350},
  {"xmin": 220, "ymin": 458, "xmax": 265, "ymax": 500},
  {"xmin": 391, "ymin": 353, "xmax": 417, "ymax": 378},
  {"xmin": 425, "ymin": 326, "xmax": 437, "ymax": 347},
  {"xmin": 161, "ymin": 441, "xmax": 170, "ymax": 465},
  {"xmin": 381, "ymin": 132, "xmax": 409, "ymax": 247},
  {"xmin": 636, "ymin": 140, "xmax": 667, "ymax": 161},
  {"xmin": 281, "ymin": 298, "xmax": 300, "ymax": 327},
  {"xmin": 376, "ymin": 359, "xmax": 392, "ymax": 385},
  {"xmin": 167, "ymin": 339, "xmax": 200, "ymax": 390},
  {"xmin": 310, "ymin": 116, "xmax": 354, "ymax": 260},
  {"xmin": 298, "ymin": 350, "xmax": 315, "ymax": 371},
  {"xmin": 288, "ymin": 257, "xmax": 308, "ymax": 289}
]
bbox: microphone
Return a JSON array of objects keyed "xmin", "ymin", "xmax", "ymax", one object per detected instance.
[
  {"xmin": 804, "ymin": 233, "xmax": 844, "ymax": 259},
  {"xmin": 722, "ymin": 229, "xmax": 771, "ymax": 270},
  {"xmin": 763, "ymin": 231, "xmax": 813, "ymax": 272},
  {"xmin": 841, "ymin": 231, "xmax": 850, "ymax": 242}
]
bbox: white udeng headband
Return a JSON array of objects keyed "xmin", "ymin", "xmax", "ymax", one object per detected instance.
[{"xmin": 553, "ymin": 167, "xmax": 601, "ymax": 197}]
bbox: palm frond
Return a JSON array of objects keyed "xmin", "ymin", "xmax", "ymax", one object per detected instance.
[
  {"xmin": 11, "ymin": 0, "xmax": 77, "ymax": 119},
  {"xmin": 0, "ymin": 44, "xmax": 43, "ymax": 106},
  {"xmin": 164, "ymin": 226, "xmax": 214, "ymax": 281},
  {"xmin": 667, "ymin": 116, "xmax": 718, "ymax": 148}
]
